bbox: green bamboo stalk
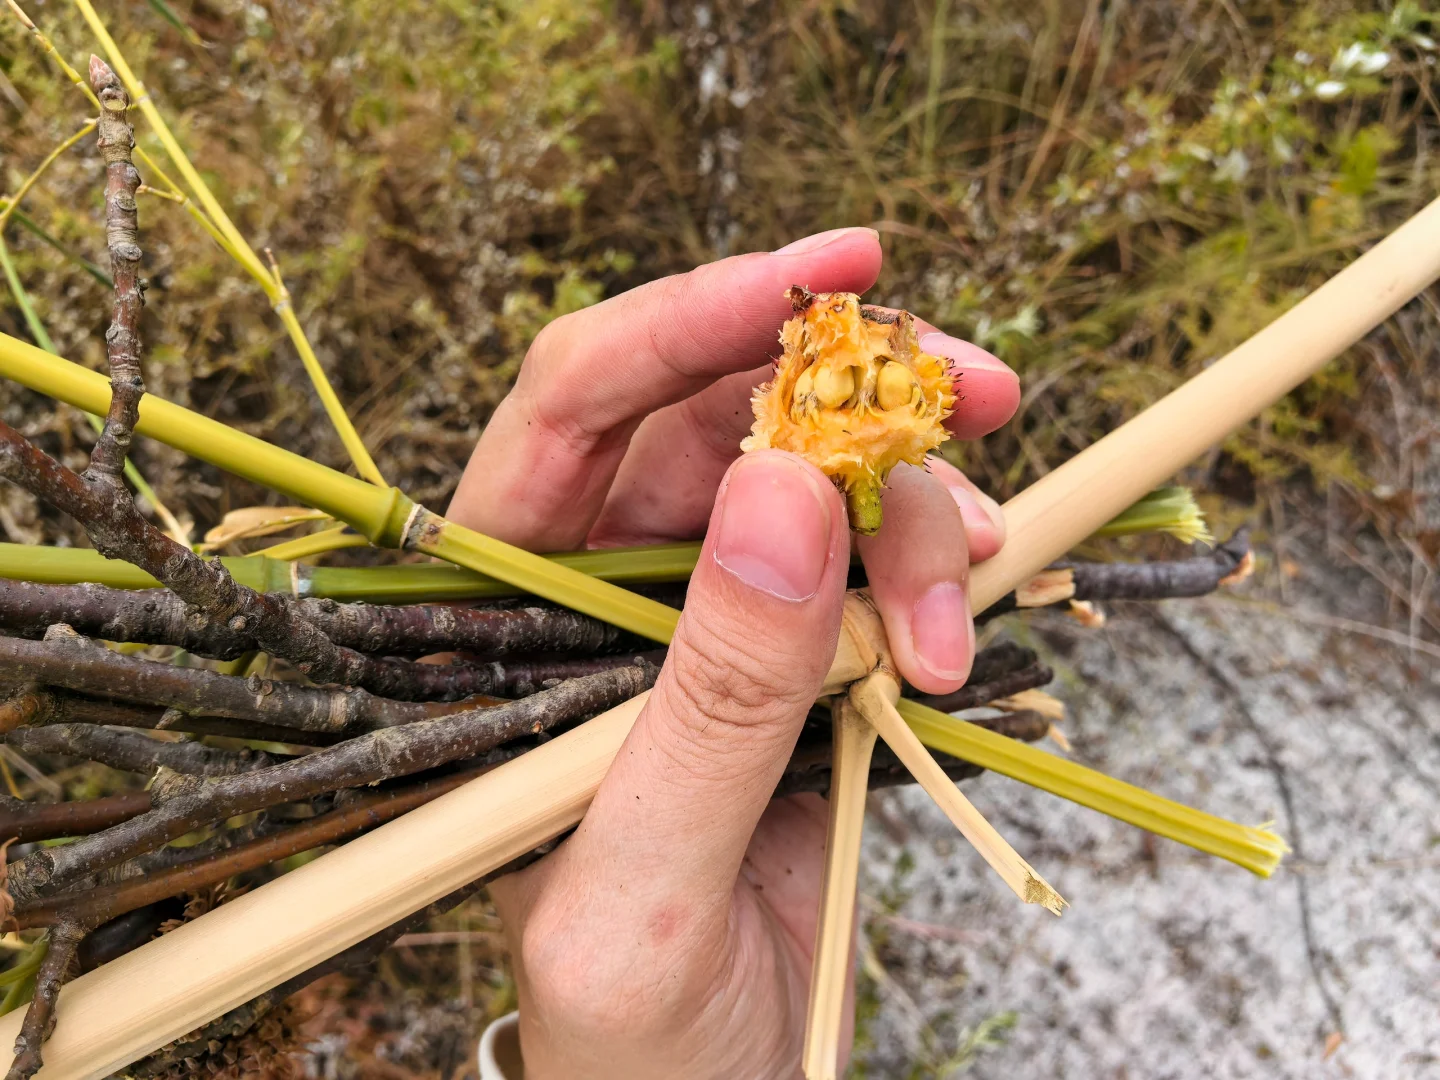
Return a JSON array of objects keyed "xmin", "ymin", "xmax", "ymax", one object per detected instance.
[
  {"xmin": 0, "ymin": 330, "xmax": 405, "ymax": 537},
  {"xmin": 253, "ymin": 525, "xmax": 369, "ymax": 561},
  {"xmin": 1093, "ymin": 485, "xmax": 1212, "ymax": 545},
  {"xmin": 412, "ymin": 510, "xmax": 681, "ymax": 642},
  {"xmin": 897, "ymin": 698, "xmax": 1288, "ymax": 876},
  {"xmin": 0, "ymin": 330, "xmax": 683, "ymax": 639},
  {"xmin": 0, "ymin": 539, "xmax": 701, "ymax": 603}
]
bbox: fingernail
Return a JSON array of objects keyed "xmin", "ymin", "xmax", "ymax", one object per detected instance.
[
  {"xmin": 919, "ymin": 332, "xmax": 1016, "ymax": 376},
  {"xmin": 714, "ymin": 454, "xmax": 832, "ymax": 601},
  {"xmin": 912, "ymin": 582, "xmax": 974, "ymax": 682},
  {"xmin": 774, "ymin": 227, "xmax": 878, "ymax": 255},
  {"xmin": 946, "ymin": 484, "xmax": 1005, "ymax": 537}
]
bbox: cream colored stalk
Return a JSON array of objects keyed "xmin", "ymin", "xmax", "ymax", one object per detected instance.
[
  {"xmin": 851, "ymin": 673, "xmax": 1066, "ymax": 913},
  {"xmin": 800, "ymin": 697, "xmax": 876, "ymax": 1080}
]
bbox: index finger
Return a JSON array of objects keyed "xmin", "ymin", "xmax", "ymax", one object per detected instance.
[{"xmin": 447, "ymin": 228, "xmax": 883, "ymax": 551}]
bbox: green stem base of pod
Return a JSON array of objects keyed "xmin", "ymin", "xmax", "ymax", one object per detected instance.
[{"xmin": 846, "ymin": 478, "xmax": 883, "ymax": 536}]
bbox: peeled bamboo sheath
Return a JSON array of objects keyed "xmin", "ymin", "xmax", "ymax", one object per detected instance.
[
  {"xmin": 853, "ymin": 677, "xmax": 1064, "ymax": 914},
  {"xmin": 3, "ymin": 196, "xmax": 1439, "ymax": 1076},
  {"xmin": 800, "ymin": 699, "xmax": 877, "ymax": 1080}
]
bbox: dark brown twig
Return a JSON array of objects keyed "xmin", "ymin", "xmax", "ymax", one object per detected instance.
[
  {"xmin": 905, "ymin": 662, "xmax": 1055, "ymax": 715},
  {"xmin": 0, "ymin": 791, "xmax": 151, "ymax": 845},
  {"xmin": 0, "ymin": 635, "xmax": 492, "ymax": 736},
  {"xmin": 980, "ymin": 530, "xmax": 1252, "ymax": 620},
  {"xmin": 0, "ymin": 579, "xmax": 638, "ymax": 660},
  {"xmin": 16, "ymin": 764, "xmax": 502, "ymax": 930},
  {"xmin": 4, "ymin": 916, "xmax": 84, "ymax": 1080},
  {"xmin": 4, "ymin": 723, "xmax": 288, "ymax": 777},
  {"xmin": 965, "ymin": 641, "xmax": 1038, "ymax": 685},
  {"xmin": 3, "ymin": 664, "xmax": 655, "ymax": 905},
  {"xmin": 1068, "ymin": 529, "xmax": 1252, "ymax": 600}
]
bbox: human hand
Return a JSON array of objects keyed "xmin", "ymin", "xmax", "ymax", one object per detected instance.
[{"xmin": 449, "ymin": 228, "xmax": 1020, "ymax": 1078}]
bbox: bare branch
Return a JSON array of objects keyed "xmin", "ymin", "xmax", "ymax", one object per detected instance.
[
  {"xmin": 4, "ymin": 723, "xmax": 288, "ymax": 777},
  {"xmin": 17, "ymin": 764, "xmax": 501, "ymax": 930},
  {"xmin": 18, "ymin": 692, "xmax": 347, "ymax": 747},
  {"xmin": 0, "ymin": 634, "xmax": 491, "ymax": 736},
  {"xmin": 0, "ymin": 578, "xmax": 638, "ymax": 660},
  {"xmin": 4, "ymin": 916, "xmax": 84, "ymax": 1080},
  {"xmin": 980, "ymin": 531, "xmax": 1252, "ymax": 620},
  {"xmin": 0, "ymin": 791, "xmax": 150, "ymax": 845},
  {"xmin": 3, "ymin": 664, "xmax": 655, "ymax": 905},
  {"xmin": 82, "ymin": 57, "xmax": 143, "ymax": 486},
  {"xmin": 906, "ymin": 662, "xmax": 1055, "ymax": 716}
]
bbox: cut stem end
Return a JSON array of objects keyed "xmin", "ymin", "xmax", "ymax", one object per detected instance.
[{"xmin": 846, "ymin": 480, "xmax": 883, "ymax": 536}]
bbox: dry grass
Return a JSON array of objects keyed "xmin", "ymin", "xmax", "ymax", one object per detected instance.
[{"xmin": 1, "ymin": 3, "xmax": 1436, "ymax": 561}]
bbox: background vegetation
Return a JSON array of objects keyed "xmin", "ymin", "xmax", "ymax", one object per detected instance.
[{"xmin": 2, "ymin": 1, "xmax": 1437, "ymax": 1075}]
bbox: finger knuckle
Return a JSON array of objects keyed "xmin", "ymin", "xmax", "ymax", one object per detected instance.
[
  {"xmin": 523, "ymin": 313, "xmax": 574, "ymax": 372},
  {"xmin": 656, "ymin": 616, "xmax": 822, "ymax": 772}
]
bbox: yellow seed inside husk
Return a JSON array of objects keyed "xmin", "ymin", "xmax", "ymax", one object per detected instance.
[
  {"xmin": 741, "ymin": 287, "xmax": 957, "ymax": 536},
  {"xmin": 813, "ymin": 365, "xmax": 856, "ymax": 408},
  {"xmin": 794, "ymin": 366, "xmax": 816, "ymax": 401},
  {"xmin": 876, "ymin": 360, "xmax": 917, "ymax": 410}
]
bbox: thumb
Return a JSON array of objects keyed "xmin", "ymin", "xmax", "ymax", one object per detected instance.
[{"xmin": 562, "ymin": 449, "xmax": 849, "ymax": 908}]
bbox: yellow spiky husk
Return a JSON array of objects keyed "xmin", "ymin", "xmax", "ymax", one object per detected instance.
[{"xmin": 741, "ymin": 287, "xmax": 954, "ymax": 533}]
